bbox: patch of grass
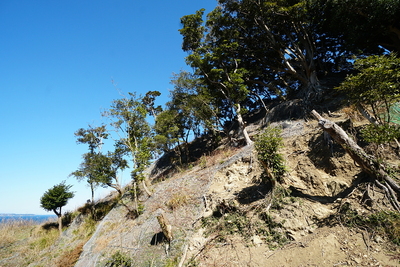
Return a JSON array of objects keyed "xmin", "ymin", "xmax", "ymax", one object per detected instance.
[
  {"xmin": 56, "ymin": 242, "xmax": 84, "ymax": 267},
  {"xmin": 105, "ymin": 250, "xmax": 133, "ymax": 267},
  {"xmin": 201, "ymin": 204, "xmax": 289, "ymax": 249},
  {"xmin": 166, "ymin": 193, "xmax": 189, "ymax": 211},
  {"xmin": 336, "ymin": 202, "xmax": 400, "ymax": 246},
  {"xmin": 30, "ymin": 227, "xmax": 59, "ymax": 250}
]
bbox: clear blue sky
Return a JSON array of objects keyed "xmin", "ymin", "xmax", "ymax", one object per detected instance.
[{"xmin": 0, "ymin": 0, "xmax": 217, "ymax": 215}]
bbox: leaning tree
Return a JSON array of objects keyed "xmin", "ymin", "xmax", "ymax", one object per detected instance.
[{"xmin": 40, "ymin": 181, "xmax": 75, "ymax": 234}]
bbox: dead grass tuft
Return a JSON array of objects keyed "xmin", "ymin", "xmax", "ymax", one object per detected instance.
[{"xmin": 166, "ymin": 193, "xmax": 190, "ymax": 211}]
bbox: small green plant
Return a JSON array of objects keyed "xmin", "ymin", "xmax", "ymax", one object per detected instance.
[
  {"xmin": 255, "ymin": 126, "xmax": 287, "ymax": 181},
  {"xmin": 105, "ymin": 250, "xmax": 133, "ymax": 267},
  {"xmin": 258, "ymin": 212, "xmax": 288, "ymax": 249}
]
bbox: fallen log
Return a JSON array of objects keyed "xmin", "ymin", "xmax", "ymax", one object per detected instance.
[{"xmin": 311, "ymin": 110, "xmax": 400, "ymax": 211}]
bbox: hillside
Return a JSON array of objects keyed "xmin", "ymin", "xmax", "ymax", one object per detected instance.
[{"xmin": 1, "ymin": 98, "xmax": 400, "ymax": 267}]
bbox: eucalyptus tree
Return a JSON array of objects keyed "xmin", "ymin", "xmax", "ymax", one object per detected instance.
[
  {"xmin": 103, "ymin": 92, "xmax": 154, "ymax": 217},
  {"xmin": 40, "ymin": 181, "xmax": 74, "ymax": 234}
]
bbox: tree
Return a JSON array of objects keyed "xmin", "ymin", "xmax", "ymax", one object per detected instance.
[
  {"xmin": 310, "ymin": 0, "xmax": 400, "ymax": 53},
  {"xmin": 336, "ymin": 53, "xmax": 400, "ymax": 153},
  {"xmin": 103, "ymin": 92, "xmax": 154, "ymax": 217},
  {"xmin": 154, "ymin": 71, "xmax": 223, "ymax": 163},
  {"xmin": 179, "ymin": 1, "xmax": 357, "ymax": 145},
  {"xmin": 40, "ymin": 181, "xmax": 74, "ymax": 234},
  {"xmin": 142, "ymin": 90, "xmax": 162, "ymax": 120},
  {"xmin": 180, "ymin": 1, "xmax": 344, "ymax": 109},
  {"xmin": 70, "ymin": 143, "xmax": 128, "ymax": 197},
  {"xmin": 70, "ymin": 125, "xmax": 108, "ymax": 204},
  {"xmin": 337, "ymin": 53, "xmax": 400, "ymax": 124}
]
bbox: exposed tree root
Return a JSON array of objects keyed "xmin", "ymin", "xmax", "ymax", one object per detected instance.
[{"xmin": 311, "ymin": 110, "xmax": 400, "ymax": 212}]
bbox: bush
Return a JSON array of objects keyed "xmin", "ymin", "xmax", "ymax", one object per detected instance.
[
  {"xmin": 361, "ymin": 123, "xmax": 400, "ymax": 145},
  {"xmin": 105, "ymin": 251, "xmax": 133, "ymax": 267},
  {"xmin": 255, "ymin": 126, "xmax": 287, "ymax": 180}
]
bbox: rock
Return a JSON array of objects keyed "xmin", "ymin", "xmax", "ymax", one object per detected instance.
[
  {"xmin": 252, "ymin": 235, "xmax": 263, "ymax": 246},
  {"xmin": 374, "ymin": 235, "xmax": 383, "ymax": 243}
]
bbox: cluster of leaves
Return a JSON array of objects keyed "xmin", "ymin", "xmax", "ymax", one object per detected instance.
[
  {"xmin": 336, "ymin": 202, "xmax": 400, "ymax": 246},
  {"xmin": 255, "ymin": 126, "xmax": 287, "ymax": 180}
]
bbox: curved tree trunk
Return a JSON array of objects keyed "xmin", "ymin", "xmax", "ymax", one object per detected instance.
[{"xmin": 236, "ymin": 103, "xmax": 253, "ymax": 146}]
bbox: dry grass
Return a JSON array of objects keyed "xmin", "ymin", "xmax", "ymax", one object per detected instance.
[
  {"xmin": 341, "ymin": 105, "xmax": 364, "ymax": 122},
  {"xmin": 166, "ymin": 193, "xmax": 190, "ymax": 211},
  {"xmin": 0, "ymin": 219, "xmax": 60, "ymax": 266},
  {"xmin": 0, "ymin": 219, "xmax": 35, "ymax": 248},
  {"xmin": 196, "ymin": 146, "xmax": 238, "ymax": 169},
  {"xmin": 56, "ymin": 242, "xmax": 85, "ymax": 267}
]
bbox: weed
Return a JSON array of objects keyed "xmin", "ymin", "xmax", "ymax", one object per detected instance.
[
  {"xmin": 259, "ymin": 212, "xmax": 288, "ymax": 249},
  {"xmin": 202, "ymin": 204, "xmax": 289, "ymax": 249},
  {"xmin": 270, "ymin": 186, "xmax": 292, "ymax": 210},
  {"xmin": 105, "ymin": 250, "xmax": 133, "ymax": 267},
  {"xmin": 164, "ymin": 256, "xmax": 179, "ymax": 267}
]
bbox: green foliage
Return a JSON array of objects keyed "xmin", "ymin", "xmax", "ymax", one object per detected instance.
[
  {"xmin": 259, "ymin": 212, "xmax": 288, "ymax": 249},
  {"xmin": 104, "ymin": 92, "xmax": 153, "ymax": 182},
  {"xmin": 361, "ymin": 123, "xmax": 400, "ymax": 145},
  {"xmin": 255, "ymin": 126, "xmax": 287, "ymax": 180},
  {"xmin": 201, "ymin": 206, "xmax": 289, "ymax": 249},
  {"xmin": 105, "ymin": 251, "xmax": 133, "ymax": 267},
  {"xmin": 310, "ymin": 0, "xmax": 400, "ymax": 53},
  {"xmin": 336, "ymin": 203, "xmax": 400, "ymax": 246},
  {"xmin": 40, "ymin": 181, "xmax": 74, "ymax": 217},
  {"xmin": 337, "ymin": 53, "xmax": 400, "ymax": 124}
]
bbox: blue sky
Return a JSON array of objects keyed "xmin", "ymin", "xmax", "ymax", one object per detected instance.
[{"xmin": 0, "ymin": 0, "xmax": 217, "ymax": 215}]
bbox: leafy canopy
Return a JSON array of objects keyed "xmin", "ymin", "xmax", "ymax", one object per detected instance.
[{"xmin": 40, "ymin": 181, "xmax": 74, "ymax": 216}]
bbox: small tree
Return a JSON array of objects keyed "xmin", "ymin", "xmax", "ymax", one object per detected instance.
[
  {"xmin": 103, "ymin": 92, "xmax": 154, "ymax": 217},
  {"xmin": 71, "ymin": 125, "xmax": 108, "ymax": 204},
  {"xmin": 40, "ymin": 181, "xmax": 74, "ymax": 234},
  {"xmin": 336, "ymin": 53, "xmax": 400, "ymax": 151}
]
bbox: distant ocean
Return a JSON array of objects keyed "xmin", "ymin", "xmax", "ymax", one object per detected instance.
[{"xmin": 0, "ymin": 214, "xmax": 57, "ymax": 224}]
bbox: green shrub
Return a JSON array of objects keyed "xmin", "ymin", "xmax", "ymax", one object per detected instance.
[
  {"xmin": 361, "ymin": 123, "xmax": 400, "ymax": 145},
  {"xmin": 105, "ymin": 251, "xmax": 133, "ymax": 267},
  {"xmin": 255, "ymin": 126, "xmax": 287, "ymax": 180}
]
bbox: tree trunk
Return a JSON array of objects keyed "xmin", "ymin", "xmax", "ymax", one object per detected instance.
[
  {"xmin": 236, "ymin": 104, "xmax": 253, "ymax": 146},
  {"xmin": 311, "ymin": 110, "xmax": 400, "ymax": 211},
  {"xmin": 142, "ymin": 179, "xmax": 152, "ymax": 197},
  {"xmin": 54, "ymin": 207, "xmax": 62, "ymax": 234}
]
